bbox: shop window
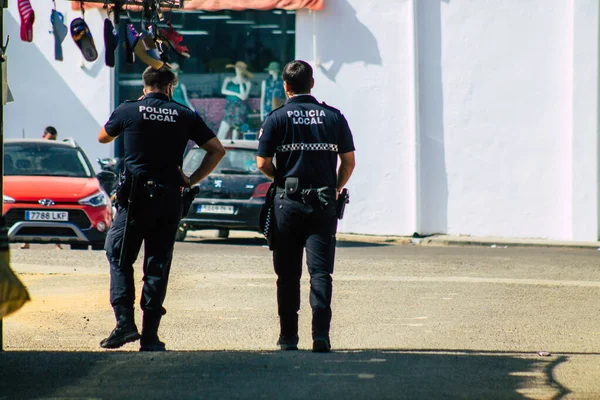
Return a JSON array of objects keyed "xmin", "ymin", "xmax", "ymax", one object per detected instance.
[{"xmin": 116, "ymin": 9, "xmax": 295, "ymax": 140}]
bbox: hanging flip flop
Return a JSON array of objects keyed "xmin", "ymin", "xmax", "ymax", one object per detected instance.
[
  {"xmin": 125, "ymin": 23, "xmax": 140, "ymax": 64},
  {"xmin": 71, "ymin": 17, "xmax": 98, "ymax": 62},
  {"xmin": 51, "ymin": 10, "xmax": 68, "ymax": 61},
  {"xmin": 158, "ymin": 22, "xmax": 190, "ymax": 58},
  {"xmin": 104, "ymin": 17, "xmax": 119, "ymax": 67},
  {"xmin": 18, "ymin": 0, "xmax": 35, "ymax": 42}
]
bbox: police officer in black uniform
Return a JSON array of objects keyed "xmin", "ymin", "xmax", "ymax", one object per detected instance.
[
  {"xmin": 257, "ymin": 60, "xmax": 356, "ymax": 353},
  {"xmin": 97, "ymin": 66, "xmax": 225, "ymax": 351}
]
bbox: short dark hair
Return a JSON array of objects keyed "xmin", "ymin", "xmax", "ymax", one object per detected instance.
[
  {"xmin": 44, "ymin": 126, "xmax": 57, "ymax": 136},
  {"xmin": 142, "ymin": 66, "xmax": 176, "ymax": 91},
  {"xmin": 282, "ymin": 60, "xmax": 313, "ymax": 94}
]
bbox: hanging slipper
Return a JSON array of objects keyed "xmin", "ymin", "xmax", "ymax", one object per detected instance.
[
  {"xmin": 103, "ymin": 17, "xmax": 119, "ymax": 67},
  {"xmin": 71, "ymin": 18, "xmax": 98, "ymax": 62},
  {"xmin": 125, "ymin": 23, "xmax": 140, "ymax": 64},
  {"xmin": 18, "ymin": 0, "xmax": 35, "ymax": 42},
  {"xmin": 158, "ymin": 22, "xmax": 190, "ymax": 59},
  {"xmin": 50, "ymin": 10, "xmax": 68, "ymax": 61}
]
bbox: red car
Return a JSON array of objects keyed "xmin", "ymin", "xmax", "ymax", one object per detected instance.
[{"xmin": 3, "ymin": 139, "xmax": 113, "ymax": 250}]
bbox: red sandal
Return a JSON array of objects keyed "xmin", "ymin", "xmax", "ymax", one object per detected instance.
[{"xmin": 158, "ymin": 22, "xmax": 190, "ymax": 59}]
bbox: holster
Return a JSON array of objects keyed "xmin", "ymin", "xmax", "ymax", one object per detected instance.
[
  {"xmin": 181, "ymin": 186, "xmax": 199, "ymax": 219},
  {"xmin": 258, "ymin": 182, "xmax": 277, "ymax": 250},
  {"xmin": 115, "ymin": 170, "xmax": 133, "ymax": 210}
]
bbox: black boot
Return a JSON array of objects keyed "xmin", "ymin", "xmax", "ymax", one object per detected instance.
[
  {"xmin": 139, "ymin": 313, "xmax": 166, "ymax": 352},
  {"xmin": 100, "ymin": 306, "xmax": 140, "ymax": 349},
  {"xmin": 277, "ymin": 314, "xmax": 299, "ymax": 351}
]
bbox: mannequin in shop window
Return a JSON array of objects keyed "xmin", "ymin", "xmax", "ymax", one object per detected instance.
[
  {"xmin": 260, "ymin": 61, "xmax": 285, "ymax": 121},
  {"xmin": 217, "ymin": 61, "xmax": 253, "ymax": 140},
  {"xmin": 170, "ymin": 63, "xmax": 195, "ymax": 110},
  {"xmin": 170, "ymin": 63, "xmax": 197, "ymax": 156}
]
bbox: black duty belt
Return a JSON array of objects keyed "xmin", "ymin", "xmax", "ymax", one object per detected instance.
[{"xmin": 277, "ymin": 177, "xmax": 336, "ymax": 208}]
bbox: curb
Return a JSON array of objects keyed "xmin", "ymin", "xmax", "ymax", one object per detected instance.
[{"xmin": 337, "ymin": 233, "xmax": 600, "ymax": 250}]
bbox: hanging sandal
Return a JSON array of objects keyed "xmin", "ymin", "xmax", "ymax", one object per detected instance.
[
  {"xmin": 18, "ymin": 0, "xmax": 35, "ymax": 42},
  {"xmin": 50, "ymin": 9, "xmax": 68, "ymax": 61},
  {"xmin": 71, "ymin": 18, "xmax": 98, "ymax": 62},
  {"xmin": 125, "ymin": 23, "xmax": 140, "ymax": 64},
  {"xmin": 158, "ymin": 22, "xmax": 190, "ymax": 58}
]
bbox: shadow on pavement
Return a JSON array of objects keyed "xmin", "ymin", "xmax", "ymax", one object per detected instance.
[
  {"xmin": 184, "ymin": 237, "xmax": 391, "ymax": 248},
  {"xmin": 0, "ymin": 349, "xmax": 571, "ymax": 399},
  {"xmin": 185, "ymin": 237, "xmax": 267, "ymax": 247}
]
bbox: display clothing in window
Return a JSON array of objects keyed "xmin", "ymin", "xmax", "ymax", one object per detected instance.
[
  {"xmin": 223, "ymin": 80, "xmax": 250, "ymax": 127},
  {"xmin": 263, "ymin": 77, "xmax": 284, "ymax": 114}
]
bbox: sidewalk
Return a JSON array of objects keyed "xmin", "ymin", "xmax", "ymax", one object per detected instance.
[
  {"xmin": 219, "ymin": 230, "xmax": 600, "ymax": 250},
  {"xmin": 336, "ymin": 232, "xmax": 600, "ymax": 250}
]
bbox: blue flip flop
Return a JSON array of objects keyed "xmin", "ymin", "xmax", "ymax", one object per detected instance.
[
  {"xmin": 50, "ymin": 10, "xmax": 67, "ymax": 61},
  {"xmin": 71, "ymin": 17, "xmax": 98, "ymax": 62}
]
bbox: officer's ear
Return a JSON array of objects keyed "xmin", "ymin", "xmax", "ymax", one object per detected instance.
[
  {"xmin": 283, "ymin": 81, "xmax": 292, "ymax": 98},
  {"xmin": 310, "ymin": 78, "xmax": 314, "ymax": 90}
]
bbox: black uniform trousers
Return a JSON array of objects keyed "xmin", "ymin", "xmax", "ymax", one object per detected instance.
[
  {"xmin": 273, "ymin": 188, "xmax": 338, "ymax": 341},
  {"xmin": 105, "ymin": 184, "xmax": 182, "ymax": 319}
]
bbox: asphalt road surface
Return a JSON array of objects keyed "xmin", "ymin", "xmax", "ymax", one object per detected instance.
[{"xmin": 1, "ymin": 232, "xmax": 599, "ymax": 399}]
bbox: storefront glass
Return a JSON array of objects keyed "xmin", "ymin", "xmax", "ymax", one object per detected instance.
[{"xmin": 116, "ymin": 9, "xmax": 295, "ymax": 142}]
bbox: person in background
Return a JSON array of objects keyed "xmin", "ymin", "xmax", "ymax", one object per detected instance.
[{"xmin": 20, "ymin": 126, "xmax": 63, "ymax": 250}]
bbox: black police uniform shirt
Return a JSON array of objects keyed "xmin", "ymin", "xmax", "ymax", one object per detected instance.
[
  {"xmin": 104, "ymin": 92, "xmax": 215, "ymax": 185},
  {"xmin": 257, "ymin": 94, "xmax": 355, "ymax": 188}
]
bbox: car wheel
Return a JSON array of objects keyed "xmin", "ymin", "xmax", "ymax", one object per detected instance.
[
  {"xmin": 91, "ymin": 243, "xmax": 105, "ymax": 251},
  {"xmin": 70, "ymin": 243, "xmax": 88, "ymax": 250},
  {"xmin": 175, "ymin": 226, "xmax": 187, "ymax": 242},
  {"xmin": 217, "ymin": 229, "xmax": 229, "ymax": 239}
]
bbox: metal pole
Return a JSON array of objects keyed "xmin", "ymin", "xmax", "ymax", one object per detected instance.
[{"xmin": 0, "ymin": 0, "xmax": 6, "ymax": 352}]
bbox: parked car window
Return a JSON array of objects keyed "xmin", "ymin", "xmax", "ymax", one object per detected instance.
[
  {"xmin": 5, "ymin": 143, "xmax": 94, "ymax": 178},
  {"xmin": 183, "ymin": 147, "xmax": 261, "ymax": 176}
]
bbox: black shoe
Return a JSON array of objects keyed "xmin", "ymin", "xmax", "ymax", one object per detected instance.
[
  {"xmin": 100, "ymin": 326, "xmax": 141, "ymax": 349},
  {"xmin": 312, "ymin": 339, "xmax": 331, "ymax": 353},
  {"xmin": 277, "ymin": 336, "xmax": 299, "ymax": 351},
  {"xmin": 139, "ymin": 338, "xmax": 166, "ymax": 352}
]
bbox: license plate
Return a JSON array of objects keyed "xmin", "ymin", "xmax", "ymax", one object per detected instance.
[
  {"xmin": 197, "ymin": 205, "xmax": 234, "ymax": 215},
  {"xmin": 25, "ymin": 210, "xmax": 69, "ymax": 221}
]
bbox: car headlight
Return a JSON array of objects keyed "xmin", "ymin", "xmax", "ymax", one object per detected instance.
[
  {"xmin": 3, "ymin": 195, "xmax": 15, "ymax": 203},
  {"xmin": 78, "ymin": 191, "xmax": 109, "ymax": 207}
]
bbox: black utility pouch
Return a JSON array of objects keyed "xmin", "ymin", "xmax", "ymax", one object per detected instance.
[{"xmin": 284, "ymin": 177, "xmax": 299, "ymax": 196}]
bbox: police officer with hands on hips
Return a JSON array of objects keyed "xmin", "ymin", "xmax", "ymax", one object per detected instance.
[
  {"xmin": 97, "ymin": 66, "xmax": 225, "ymax": 351},
  {"xmin": 257, "ymin": 60, "xmax": 356, "ymax": 353}
]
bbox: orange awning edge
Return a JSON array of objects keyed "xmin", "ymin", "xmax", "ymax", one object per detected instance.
[{"xmin": 71, "ymin": 0, "xmax": 323, "ymax": 12}]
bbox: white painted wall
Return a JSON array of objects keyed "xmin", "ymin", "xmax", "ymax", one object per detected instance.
[
  {"xmin": 298, "ymin": 0, "xmax": 599, "ymax": 241},
  {"xmin": 420, "ymin": 0, "xmax": 574, "ymax": 239},
  {"xmin": 296, "ymin": 0, "xmax": 418, "ymax": 236},
  {"xmin": 4, "ymin": 0, "xmax": 113, "ymax": 170}
]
